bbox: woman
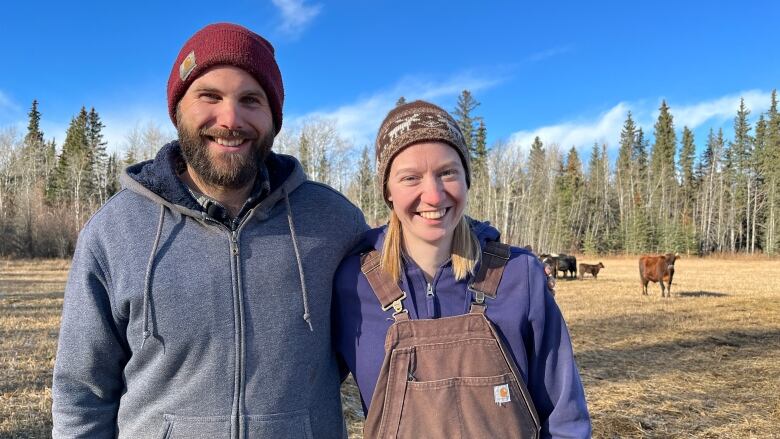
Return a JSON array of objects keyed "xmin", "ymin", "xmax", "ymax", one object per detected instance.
[{"xmin": 333, "ymin": 100, "xmax": 591, "ymax": 438}]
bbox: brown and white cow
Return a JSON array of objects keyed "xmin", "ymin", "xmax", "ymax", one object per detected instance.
[
  {"xmin": 639, "ymin": 253, "xmax": 679, "ymax": 297},
  {"xmin": 579, "ymin": 262, "xmax": 604, "ymax": 279}
]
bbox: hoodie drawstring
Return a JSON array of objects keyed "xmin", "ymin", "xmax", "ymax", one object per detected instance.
[
  {"xmin": 141, "ymin": 204, "xmax": 166, "ymax": 349},
  {"xmin": 284, "ymin": 187, "xmax": 313, "ymax": 331}
]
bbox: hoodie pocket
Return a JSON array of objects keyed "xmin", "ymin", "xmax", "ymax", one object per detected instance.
[
  {"xmin": 246, "ymin": 409, "xmax": 314, "ymax": 438},
  {"xmin": 160, "ymin": 414, "xmax": 231, "ymax": 439}
]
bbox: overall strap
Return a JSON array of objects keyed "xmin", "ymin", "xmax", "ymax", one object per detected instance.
[
  {"xmin": 360, "ymin": 250, "xmax": 408, "ymax": 317},
  {"xmin": 468, "ymin": 241, "xmax": 511, "ymax": 305}
]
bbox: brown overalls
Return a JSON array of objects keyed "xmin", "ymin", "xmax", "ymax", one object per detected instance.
[{"xmin": 360, "ymin": 242, "xmax": 541, "ymax": 439}]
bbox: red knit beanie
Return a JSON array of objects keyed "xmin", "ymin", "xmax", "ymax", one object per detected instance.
[{"xmin": 167, "ymin": 23, "xmax": 284, "ymax": 133}]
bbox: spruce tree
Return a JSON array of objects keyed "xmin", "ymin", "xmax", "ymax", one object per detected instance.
[
  {"xmin": 559, "ymin": 147, "xmax": 583, "ymax": 252},
  {"xmin": 764, "ymin": 90, "xmax": 780, "ymax": 253},
  {"xmin": 453, "ymin": 90, "xmax": 479, "ymax": 160},
  {"xmin": 631, "ymin": 127, "xmax": 651, "ymax": 252},
  {"xmin": 679, "ymin": 126, "xmax": 698, "ymax": 252},
  {"xmin": 49, "ymin": 108, "xmax": 93, "ymax": 214},
  {"xmin": 616, "ymin": 112, "xmax": 636, "ymax": 252},
  {"xmin": 731, "ymin": 99, "xmax": 752, "ymax": 172},
  {"xmin": 695, "ymin": 128, "xmax": 724, "ymax": 254},
  {"xmin": 44, "ymin": 139, "xmax": 56, "ymax": 182},
  {"xmin": 356, "ymin": 145, "xmax": 376, "ymax": 224},
  {"xmin": 649, "ymin": 100, "xmax": 677, "ymax": 250},
  {"xmin": 24, "ymin": 100, "xmax": 44, "ymax": 148},
  {"xmin": 316, "ymin": 149, "xmax": 330, "ymax": 184},
  {"xmin": 551, "ymin": 147, "xmax": 583, "ymax": 251},
  {"xmin": 86, "ymin": 108, "xmax": 109, "ymax": 204},
  {"xmin": 105, "ymin": 152, "xmax": 121, "ymax": 197},
  {"xmin": 633, "ymin": 127, "xmax": 649, "ymax": 190},
  {"xmin": 729, "ymin": 99, "xmax": 753, "ymax": 251},
  {"xmin": 651, "ymin": 100, "xmax": 677, "ymax": 182},
  {"xmin": 528, "ymin": 136, "xmax": 545, "ymax": 177},
  {"xmin": 525, "ymin": 137, "xmax": 548, "ymax": 248},
  {"xmin": 753, "ymin": 114, "xmax": 768, "ymax": 251},
  {"xmin": 23, "ymin": 100, "xmax": 47, "ymax": 180},
  {"xmin": 584, "ymin": 143, "xmax": 606, "ymax": 254},
  {"xmin": 754, "ymin": 114, "xmax": 767, "ymax": 177},
  {"xmin": 298, "ymin": 131, "xmax": 311, "ymax": 176},
  {"xmin": 617, "ymin": 112, "xmax": 636, "ymax": 178},
  {"xmin": 679, "ymin": 127, "xmax": 696, "ymax": 207},
  {"xmin": 473, "ymin": 119, "xmax": 488, "ymax": 179}
]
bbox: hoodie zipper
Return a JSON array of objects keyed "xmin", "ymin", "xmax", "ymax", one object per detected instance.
[
  {"xmin": 204, "ymin": 217, "xmax": 246, "ymax": 439},
  {"xmin": 425, "ymin": 282, "xmax": 435, "ymax": 319},
  {"xmin": 229, "ymin": 227, "xmax": 244, "ymax": 439}
]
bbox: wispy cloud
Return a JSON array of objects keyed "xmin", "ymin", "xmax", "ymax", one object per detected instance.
[
  {"xmin": 527, "ymin": 45, "xmax": 572, "ymax": 63},
  {"xmin": 509, "ymin": 103, "xmax": 629, "ymax": 151},
  {"xmin": 0, "ymin": 90, "xmax": 21, "ymax": 118},
  {"xmin": 286, "ymin": 72, "xmax": 506, "ymax": 147},
  {"xmin": 671, "ymin": 89, "xmax": 771, "ymax": 129},
  {"xmin": 507, "ymin": 89, "xmax": 775, "ymax": 152},
  {"xmin": 271, "ymin": 0, "xmax": 322, "ymax": 36}
]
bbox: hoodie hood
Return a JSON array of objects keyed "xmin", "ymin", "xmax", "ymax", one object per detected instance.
[
  {"xmin": 120, "ymin": 140, "xmax": 303, "ymax": 220},
  {"xmin": 119, "ymin": 140, "xmax": 317, "ymax": 337}
]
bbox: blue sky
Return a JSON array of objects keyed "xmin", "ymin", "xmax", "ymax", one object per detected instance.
[{"xmin": 1, "ymin": 0, "xmax": 779, "ymax": 159}]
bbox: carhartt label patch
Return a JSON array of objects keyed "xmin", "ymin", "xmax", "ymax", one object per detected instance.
[
  {"xmin": 494, "ymin": 384, "xmax": 511, "ymax": 405},
  {"xmin": 179, "ymin": 51, "xmax": 197, "ymax": 81}
]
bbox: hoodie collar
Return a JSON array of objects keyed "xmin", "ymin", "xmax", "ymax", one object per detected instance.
[{"xmin": 121, "ymin": 140, "xmax": 304, "ymax": 221}]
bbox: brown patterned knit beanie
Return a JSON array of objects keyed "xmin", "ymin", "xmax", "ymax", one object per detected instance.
[
  {"xmin": 375, "ymin": 100, "xmax": 471, "ymax": 204},
  {"xmin": 167, "ymin": 23, "xmax": 284, "ymax": 133}
]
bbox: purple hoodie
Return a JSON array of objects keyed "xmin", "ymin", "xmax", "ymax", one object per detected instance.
[{"xmin": 333, "ymin": 220, "xmax": 591, "ymax": 438}]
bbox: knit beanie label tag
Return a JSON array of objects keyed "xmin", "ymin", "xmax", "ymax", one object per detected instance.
[{"xmin": 179, "ymin": 51, "xmax": 197, "ymax": 82}]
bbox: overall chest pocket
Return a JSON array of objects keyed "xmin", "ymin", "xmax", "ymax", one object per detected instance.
[
  {"xmin": 398, "ymin": 373, "xmax": 536, "ymax": 439},
  {"xmin": 387, "ymin": 338, "xmax": 539, "ymax": 439}
]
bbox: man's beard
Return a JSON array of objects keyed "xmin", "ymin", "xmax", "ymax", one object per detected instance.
[{"xmin": 178, "ymin": 123, "xmax": 275, "ymax": 189}]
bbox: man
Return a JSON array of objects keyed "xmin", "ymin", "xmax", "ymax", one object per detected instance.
[{"xmin": 52, "ymin": 23, "xmax": 367, "ymax": 438}]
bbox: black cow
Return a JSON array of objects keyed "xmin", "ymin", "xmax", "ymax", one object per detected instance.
[
  {"xmin": 557, "ymin": 254, "xmax": 577, "ymax": 279},
  {"xmin": 539, "ymin": 253, "xmax": 577, "ymax": 279}
]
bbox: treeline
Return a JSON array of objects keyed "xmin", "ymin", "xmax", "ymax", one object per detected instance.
[
  {"xmin": 1, "ymin": 91, "xmax": 779, "ymax": 258},
  {"xmin": 0, "ymin": 101, "xmax": 165, "ymax": 257}
]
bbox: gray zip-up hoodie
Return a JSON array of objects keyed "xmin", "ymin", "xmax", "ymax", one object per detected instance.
[{"xmin": 52, "ymin": 142, "xmax": 367, "ymax": 439}]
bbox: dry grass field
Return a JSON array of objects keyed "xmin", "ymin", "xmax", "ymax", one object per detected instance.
[
  {"xmin": 2, "ymin": 256, "xmax": 779, "ymax": 438},
  {"xmin": 0, "ymin": 259, "xmax": 68, "ymax": 438}
]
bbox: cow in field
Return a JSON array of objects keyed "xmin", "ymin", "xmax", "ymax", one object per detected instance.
[
  {"xmin": 639, "ymin": 253, "xmax": 679, "ymax": 297},
  {"xmin": 579, "ymin": 262, "xmax": 604, "ymax": 279},
  {"xmin": 556, "ymin": 254, "xmax": 577, "ymax": 279},
  {"xmin": 540, "ymin": 253, "xmax": 577, "ymax": 279}
]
